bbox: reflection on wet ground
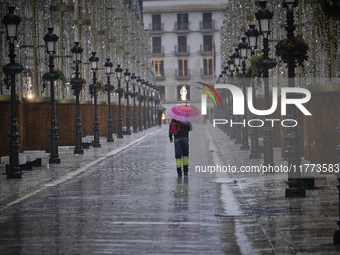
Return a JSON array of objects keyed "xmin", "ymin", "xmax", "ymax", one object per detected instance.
[{"xmin": 0, "ymin": 123, "xmax": 340, "ymax": 254}]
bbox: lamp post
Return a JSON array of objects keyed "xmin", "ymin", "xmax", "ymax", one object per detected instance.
[
  {"xmin": 238, "ymin": 37, "xmax": 250, "ymax": 150},
  {"xmin": 89, "ymin": 52, "xmax": 101, "ymax": 147},
  {"xmin": 231, "ymin": 48, "xmax": 242, "ymax": 144},
  {"xmin": 220, "ymin": 69, "xmax": 227, "ymax": 133},
  {"xmin": 104, "ymin": 58, "xmax": 114, "ymax": 142},
  {"xmin": 255, "ymin": 0, "xmax": 274, "ymax": 166},
  {"xmin": 146, "ymin": 82, "xmax": 151, "ymax": 128},
  {"xmin": 334, "ymin": 173, "xmax": 340, "ymax": 244},
  {"xmin": 216, "ymin": 75, "xmax": 222, "ymax": 121},
  {"xmin": 124, "ymin": 69, "xmax": 131, "ymax": 135},
  {"xmin": 282, "ymin": 0, "xmax": 305, "ymax": 197},
  {"xmin": 70, "ymin": 41, "xmax": 84, "ymax": 154},
  {"xmin": 137, "ymin": 77, "xmax": 143, "ymax": 131},
  {"xmin": 115, "ymin": 64, "xmax": 124, "ymax": 138},
  {"xmin": 156, "ymin": 86, "xmax": 161, "ymax": 126},
  {"xmin": 245, "ymin": 24, "xmax": 261, "ymax": 159},
  {"xmin": 131, "ymin": 73, "xmax": 138, "ymax": 133},
  {"xmin": 143, "ymin": 80, "xmax": 147, "ymax": 130},
  {"xmin": 43, "ymin": 27, "xmax": 60, "ymax": 164},
  {"xmin": 227, "ymin": 57, "xmax": 235, "ymax": 139},
  {"xmin": 335, "ymin": 131, "xmax": 340, "ymax": 244},
  {"xmin": 223, "ymin": 66, "xmax": 231, "ymax": 135},
  {"xmin": 150, "ymin": 83, "xmax": 154, "ymax": 127},
  {"xmin": 153, "ymin": 85, "xmax": 157, "ymax": 127},
  {"xmin": 2, "ymin": 6, "xmax": 24, "ymax": 178}
]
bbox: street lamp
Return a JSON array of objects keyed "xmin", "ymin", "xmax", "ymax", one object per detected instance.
[
  {"xmin": 124, "ymin": 69, "xmax": 131, "ymax": 135},
  {"xmin": 153, "ymin": 84, "xmax": 157, "ymax": 127},
  {"xmin": 137, "ymin": 77, "xmax": 143, "ymax": 131},
  {"xmin": 2, "ymin": 5, "xmax": 24, "ymax": 178},
  {"xmin": 282, "ymin": 0, "xmax": 305, "ymax": 197},
  {"xmin": 255, "ymin": 0, "xmax": 275, "ymax": 166},
  {"xmin": 223, "ymin": 65, "xmax": 231, "ymax": 135},
  {"xmin": 155, "ymin": 86, "xmax": 161, "ymax": 126},
  {"xmin": 143, "ymin": 80, "xmax": 147, "ymax": 130},
  {"xmin": 231, "ymin": 48, "xmax": 242, "ymax": 144},
  {"xmin": 131, "ymin": 73, "xmax": 138, "ymax": 133},
  {"xmin": 227, "ymin": 57, "xmax": 235, "ymax": 139},
  {"xmin": 231, "ymin": 48, "xmax": 241, "ymax": 73},
  {"xmin": 89, "ymin": 52, "xmax": 101, "ymax": 147},
  {"xmin": 245, "ymin": 24, "xmax": 259, "ymax": 56},
  {"xmin": 335, "ymin": 172, "xmax": 340, "ymax": 244},
  {"xmin": 220, "ymin": 69, "xmax": 227, "ymax": 133},
  {"xmin": 43, "ymin": 27, "xmax": 60, "ymax": 164},
  {"xmin": 228, "ymin": 57, "xmax": 235, "ymax": 78},
  {"xmin": 150, "ymin": 83, "xmax": 154, "ymax": 127},
  {"xmin": 246, "ymin": 24, "xmax": 261, "ymax": 159},
  {"xmin": 104, "ymin": 58, "xmax": 114, "ymax": 142},
  {"xmin": 71, "ymin": 41, "xmax": 84, "ymax": 154},
  {"xmin": 152, "ymin": 85, "xmax": 156, "ymax": 127},
  {"xmin": 238, "ymin": 37, "xmax": 250, "ymax": 151},
  {"xmin": 146, "ymin": 82, "xmax": 151, "ymax": 128},
  {"xmin": 115, "ymin": 64, "xmax": 124, "ymax": 138}
]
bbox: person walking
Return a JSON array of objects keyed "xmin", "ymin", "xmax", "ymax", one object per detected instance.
[{"xmin": 169, "ymin": 119, "xmax": 192, "ymax": 176}]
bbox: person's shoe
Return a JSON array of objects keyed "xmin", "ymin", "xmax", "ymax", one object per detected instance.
[
  {"xmin": 177, "ymin": 168, "xmax": 182, "ymax": 176},
  {"xmin": 183, "ymin": 165, "xmax": 188, "ymax": 175}
]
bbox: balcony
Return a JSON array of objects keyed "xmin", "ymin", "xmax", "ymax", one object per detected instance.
[
  {"xmin": 199, "ymin": 21, "xmax": 213, "ymax": 30},
  {"xmin": 175, "ymin": 69, "xmax": 190, "ymax": 79},
  {"xmin": 174, "ymin": 22, "xmax": 189, "ymax": 32},
  {"xmin": 175, "ymin": 45, "xmax": 190, "ymax": 56},
  {"xmin": 152, "ymin": 46, "xmax": 164, "ymax": 56},
  {"xmin": 200, "ymin": 44, "xmax": 213, "ymax": 55},
  {"xmin": 201, "ymin": 68, "xmax": 213, "ymax": 77},
  {"xmin": 149, "ymin": 23, "xmax": 164, "ymax": 33}
]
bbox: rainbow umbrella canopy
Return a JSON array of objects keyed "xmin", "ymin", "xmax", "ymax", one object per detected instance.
[{"xmin": 167, "ymin": 103, "xmax": 203, "ymax": 122}]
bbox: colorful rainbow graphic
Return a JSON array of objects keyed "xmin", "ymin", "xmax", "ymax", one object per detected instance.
[{"xmin": 196, "ymin": 82, "xmax": 222, "ymax": 106}]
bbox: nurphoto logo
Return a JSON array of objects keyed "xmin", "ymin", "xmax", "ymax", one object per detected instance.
[{"xmin": 213, "ymin": 84, "xmax": 312, "ymax": 128}]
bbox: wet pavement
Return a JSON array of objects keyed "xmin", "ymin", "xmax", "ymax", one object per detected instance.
[{"xmin": 0, "ymin": 123, "xmax": 340, "ymax": 254}]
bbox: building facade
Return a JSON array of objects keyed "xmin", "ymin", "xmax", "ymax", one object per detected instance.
[{"xmin": 143, "ymin": 0, "xmax": 228, "ymax": 121}]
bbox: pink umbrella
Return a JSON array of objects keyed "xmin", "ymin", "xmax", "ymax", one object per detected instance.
[{"xmin": 167, "ymin": 103, "xmax": 203, "ymax": 122}]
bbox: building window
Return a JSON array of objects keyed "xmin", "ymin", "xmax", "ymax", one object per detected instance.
[
  {"xmin": 202, "ymin": 35, "xmax": 212, "ymax": 52},
  {"xmin": 178, "ymin": 59, "xmax": 188, "ymax": 76},
  {"xmin": 177, "ymin": 85, "xmax": 190, "ymax": 101},
  {"xmin": 152, "ymin": 37, "xmax": 162, "ymax": 54},
  {"xmin": 158, "ymin": 85, "xmax": 165, "ymax": 101},
  {"xmin": 177, "ymin": 13, "xmax": 188, "ymax": 30},
  {"xmin": 202, "ymin": 13, "xmax": 212, "ymax": 29},
  {"xmin": 153, "ymin": 60, "xmax": 164, "ymax": 77},
  {"xmin": 203, "ymin": 58, "xmax": 212, "ymax": 75},
  {"xmin": 152, "ymin": 14, "xmax": 162, "ymax": 31},
  {"xmin": 177, "ymin": 36, "xmax": 188, "ymax": 53}
]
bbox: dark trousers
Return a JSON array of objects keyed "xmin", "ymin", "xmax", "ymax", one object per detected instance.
[{"xmin": 174, "ymin": 137, "xmax": 189, "ymax": 170}]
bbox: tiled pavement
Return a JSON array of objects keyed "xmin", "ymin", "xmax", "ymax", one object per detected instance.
[{"xmin": 0, "ymin": 122, "xmax": 340, "ymax": 254}]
